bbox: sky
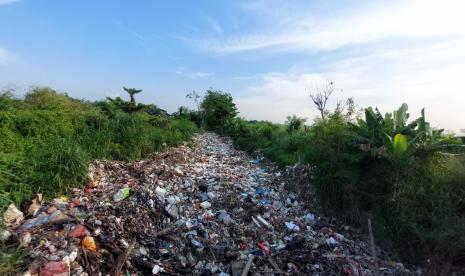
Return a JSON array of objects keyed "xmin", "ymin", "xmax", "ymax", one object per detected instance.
[{"xmin": 1, "ymin": 0, "xmax": 464, "ymax": 132}]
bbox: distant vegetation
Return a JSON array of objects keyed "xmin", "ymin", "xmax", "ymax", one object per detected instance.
[{"xmin": 194, "ymin": 86, "xmax": 465, "ymax": 274}]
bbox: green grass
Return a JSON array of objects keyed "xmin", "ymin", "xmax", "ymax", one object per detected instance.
[{"xmin": 0, "ymin": 245, "xmax": 29, "ymax": 276}]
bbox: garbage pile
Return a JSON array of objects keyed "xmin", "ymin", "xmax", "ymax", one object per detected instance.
[{"xmin": 8, "ymin": 132, "xmax": 411, "ymax": 275}]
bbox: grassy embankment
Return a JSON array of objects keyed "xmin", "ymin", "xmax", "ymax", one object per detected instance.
[{"xmin": 0, "ymin": 87, "xmax": 198, "ymax": 274}]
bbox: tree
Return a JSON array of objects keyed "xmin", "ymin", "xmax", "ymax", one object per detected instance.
[
  {"xmin": 123, "ymin": 87, "xmax": 142, "ymax": 113},
  {"xmin": 200, "ymin": 89, "xmax": 237, "ymax": 131},
  {"xmin": 186, "ymin": 90, "xmax": 202, "ymax": 111},
  {"xmin": 310, "ymin": 79, "xmax": 334, "ymax": 120},
  {"xmin": 285, "ymin": 115, "xmax": 307, "ymax": 133}
]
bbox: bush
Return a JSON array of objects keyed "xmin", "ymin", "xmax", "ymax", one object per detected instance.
[
  {"xmin": 28, "ymin": 139, "xmax": 88, "ymax": 196},
  {"xmin": 0, "ymin": 88, "xmax": 198, "ymax": 207},
  {"xmin": 200, "ymin": 89, "xmax": 237, "ymax": 131},
  {"xmin": 221, "ymin": 100, "xmax": 465, "ymax": 273}
]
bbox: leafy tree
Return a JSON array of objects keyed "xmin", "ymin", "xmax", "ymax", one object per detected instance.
[
  {"xmin": 123, "ymin": 87, "xmax": 142, "ymax": 113},
  {"xmin": 96, "ymin": 87, "xmax": 153, "ymax": 115},
  {"xmin": 285, "ymin": 115, "xmax": 307, "ymax": 133},
  {"xmin": 200, "ymin": 89, "xmax": 237, "ymax": 131}
]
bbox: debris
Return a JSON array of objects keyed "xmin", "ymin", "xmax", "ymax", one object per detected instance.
[
  {"xmin": 3, "ymin": 204, "xmax": 24, "ymax": 227},
  {"xmin": 113, "ymin": 239, "xmax": 136, "ymax": 275},
  {"xmin": 81, "ymin": 236, "xmax": 97, "ymax": 251},
  {"xmin": 46, "ymin": 206, "xmax": 57, "ymax": 214},
  {"xmin": 27, "ymin": 194, "xmax": 43, "ymax": 216},
  {"xmin": 285, "ymin": 221, "xmax": 300, "ymax": 232},
  {"xmin": 256, "ymin": 215, "xmax": 274, "ymax": 230},
  {"xmin": 165, "ymin": 203, "xmax": 179, "ymax": 218},
  {"xmin": 19, "ymin": 231, "xmax": 31, "ymax": 245},
  {"xmin": 68, "ymin": 224, "xmax": 89, "ymax": 238},
  {"xmin": 152, "ymin": 264, "xmax": 163, "ymax": 274},
  {"xmin": 368, "ymin": 217, "xmax": 379, "ymax": 276},
  {"xmin": 155, "ymin": 187, "xmax": 167, "ymax": 198},
  {"xmin": 41, "ymin": 260, "xmax": 70, "ymax": 276},
  {"xmin": 113, "ymin": 187, "xmax": 131, "ymax": 202},
  {"xmin": 20, "ymin": 210, "xmax": 68, "ymax": 230},
  {"xmin": 10, "ymin": 133, "xmax": 410, "ymax": 275},
  {"xmin": 0, "ymin": 229, "xmax": 12, "ymax": 242},
  {"xmin": 200, "ymin": 201, "xmax": 211, "ymax": 209},
  {"xmin": 241, "ymin": 254, "xmax": 255, "ymax": 276}
]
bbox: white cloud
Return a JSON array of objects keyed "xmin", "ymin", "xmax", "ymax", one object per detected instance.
[
  {"xmin": 0, "ymin": 47, "xmax": 21, "ymax": 65},
  {"xmin": 205, "ymin": 15, "xmax": 223, "ymax": 35},
  {"xmin": 198, "ymin": 0, "xmax": 465, "ymax": 54},
  {"xmin": 0, "ymin": 0, "xmax": 19, "ymax": 5},
  {"xmin": 115, "ymin": 22, "xmax": 146, "ymax": 42},
  {"xmin": 176, "ymin": 69, "xmax": 213, "ymax": 80},
  {"xmin": 235, "ymin": 37, "xmax": 465, "ymax": 132}
]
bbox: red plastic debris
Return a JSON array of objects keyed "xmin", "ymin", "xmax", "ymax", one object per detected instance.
[
  {"xmin": 41, "ymin": 261, "xmax": 69, "ymax": 276},
  {"xmin": 46, "ymin": 206, "xmax": 57, "ymax": 214},
  {"xmin": 70, "ymin": 198, "xmax": 80, "ymax": 208},
  {"xmin": 67, "ymin": 224, "xmax": 89, "ymax": 238},
  {"xmin": 258, "ymin": 241, "xmax": 270, "ymax": 255}
]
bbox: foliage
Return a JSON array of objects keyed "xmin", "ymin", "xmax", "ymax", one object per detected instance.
[
  {"xmin": 173, "ymin": 106, "xmax": 202, "ymax": 127},
  {"xmin": 220, "ymin": 97, "xmax": 465, "ymax": 273},
  {"xmin": 200, "ymin": 89, "xmax": 237, "ymax": 131},
  {"xmin": 0, "ymin": 245, "xmax": 28, "ymax": 276},
  {"xmin": 123, "ymin": 87, "xmax": 142, "ymax": 113},
  {"xmin": 0, "ymin": 87, "xmax": 198, "ymax": 212},
  {"xmin": 285, "ymin": 115, "xmax": 307, "ymax": 133}
]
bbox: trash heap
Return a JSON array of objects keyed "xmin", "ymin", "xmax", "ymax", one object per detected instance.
[{"xmin": 8, "ymin": 132, "xmax": 410, "ymax": 275}]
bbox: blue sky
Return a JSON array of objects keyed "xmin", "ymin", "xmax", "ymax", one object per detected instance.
[{"xmin": 1, "ymin": 0, "xmax": 464, "ymax": 132}]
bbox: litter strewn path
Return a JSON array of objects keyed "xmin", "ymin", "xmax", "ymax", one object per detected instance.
[{"xmin": 14, "ymin": 133, "xmax": 409, "ymax": 275}]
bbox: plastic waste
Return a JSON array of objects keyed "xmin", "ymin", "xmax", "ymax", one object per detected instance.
[
  {"xmin": 113, "ymin": 187, "xmax": 131, "ymax": 202},
  {"xmin": 0, "ymin": 229, "xmax": 11, "ymax": 242},
  {"xmin": 20, "ymin": 210, "xmax": 68, "ymax": 230},
  {"xmin": 325, "ymin": 237, "xmax": 338, "ymax": 246},
  {"xmin": 217, "ymin": 210, "xmax": 233, "ymax": 225},
  {"xmin": 165, "ymin": 204, "xmax": 179, "ymax": 218},
  {"xmin": 41, "ymin": 260, "xmax": 70, "ymax": 276},
  {"xmin": 258, "ymin": 241, "xmax": 270, "ymax": 255},
  {"xmin": 68, "ymin": 224, "xmax": 89, "ymax": 238},
  {"xmin": 152, "ymin": 264, "xmax": 163, "ymax": 274},
  {"xmin": 285, "ymin": 221, "xmax": 300, "ymax": 231},
  {"xmin": 82, "ymin": 236, "xmax": 97, "ymax": 251},
  {"xmin": 3, "ymin": 204, "xmax": 24, "ymax": 227},
  {"xmin": 304, "ymin": 212, "xmax": 316, "ymax": 223},
  {"xmin": 256, "ymin": 215, "xmax": 274, "ymax": 230},
  {"xmin": 200, "ymin": 201, "xmax": 211, "ymax": 209},
  {"xmin": 155, "ymin": 187, "xmax": 167, "ymax": 198},
  {"xmin": 200, "ymin": 192, "xmax": 209, "ymax": 202},
  {"xmin": 27, "ymin": 194, "xmax": 43, "ymax": 216},
  {"xmin": 255, "ymin": 187, "xmax": 271, "ymax": 196}
]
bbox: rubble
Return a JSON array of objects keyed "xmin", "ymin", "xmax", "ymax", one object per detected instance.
[
  {"xmin": 3, "ymin": 203, "xmax": 24, "ymax": 227},
  {"xmin": 11, "ymin": 132, "xmax": 411, "ymax": 275}
]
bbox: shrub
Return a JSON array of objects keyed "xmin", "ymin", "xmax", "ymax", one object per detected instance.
[
  {"xmin": 221, "ymin": 99, "xmax": 465, "ymax": 273},
  {"xmin": 200, "ymin": 89, "xmax": 237, "ymax": 131},
  {"xmin": 0, "ymin": 88, "xmax": 198, "ymax": 207},
  {"xmin": 285, "ymin": 115, "xmax": 306, "ymax": 133},
  {"xmin": 28, "ymin": 138, "xmax": 88, "ymax": 196}
]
